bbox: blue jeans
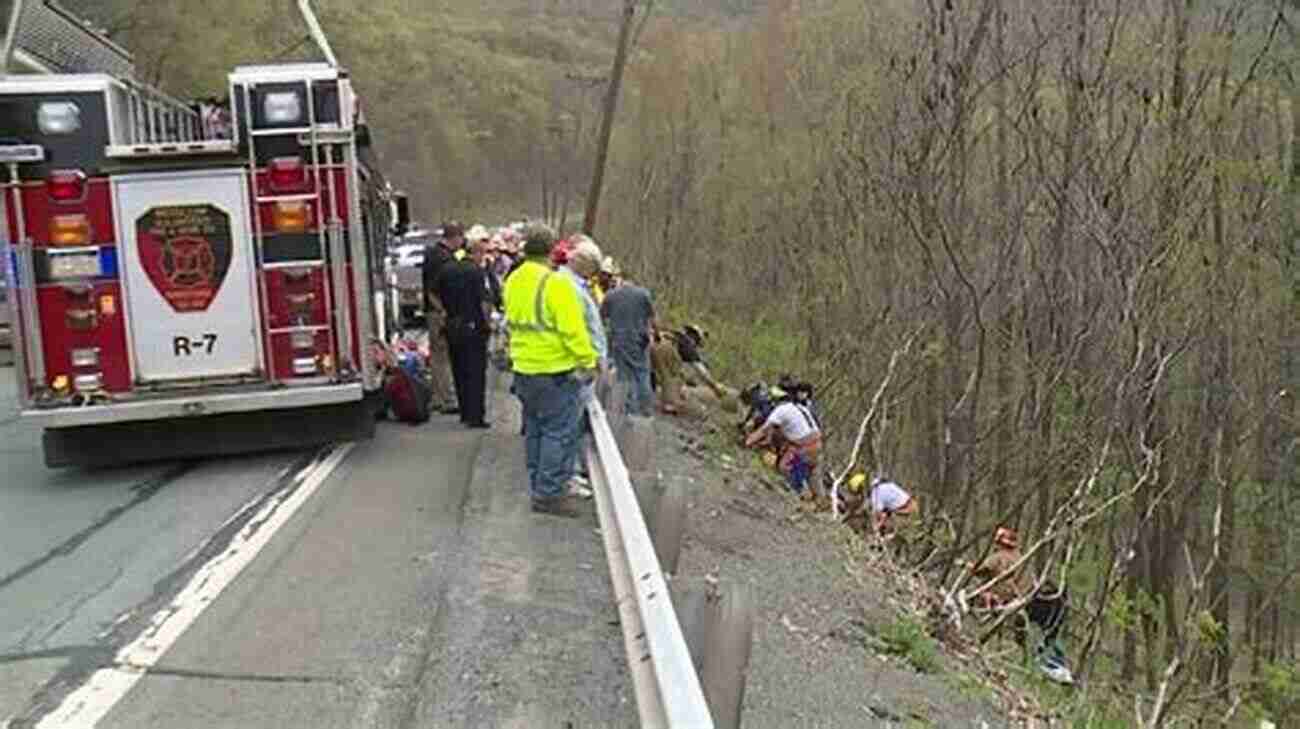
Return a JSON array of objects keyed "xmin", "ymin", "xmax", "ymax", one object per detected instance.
[
  {"xmin": 611, "ymin": 342, "xmax": 653, "ymax": 416},
  {"xmin": 575, "ymin": 383, "xmax": 595, "ymax": 478},
  {"xmin": 786, "ymin": 451, "xmax": 813, "ymax": 493},
  {"xmin": 514, "ymin": 372, "xmax": 583, "ymax": 501}
]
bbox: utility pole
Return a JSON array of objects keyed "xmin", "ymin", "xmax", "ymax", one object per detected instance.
[{"xmin": 582, "ymin": 0, "xmax": 637, "ymax": 236}]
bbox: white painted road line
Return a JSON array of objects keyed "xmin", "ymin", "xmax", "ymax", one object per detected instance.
[{"xmin": 34, "ymin": 444, "xmax": 355, "ymax": 729}]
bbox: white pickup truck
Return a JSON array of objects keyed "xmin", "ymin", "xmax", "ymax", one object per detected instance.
[{"xmin": 390, "ymin": 230, "xmax": 435, "ymax": 326}]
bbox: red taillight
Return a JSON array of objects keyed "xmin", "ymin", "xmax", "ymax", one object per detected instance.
[
  {"xmin": 48, "ymin": 169, "xmax": 87, "ymax": 202},
  {"xmin": 268, "ymin": 157, "xmax": 307, "ymax": 192}
]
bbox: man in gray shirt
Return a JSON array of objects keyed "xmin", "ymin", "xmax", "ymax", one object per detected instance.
[{"xmin": 600, "ymin": 277, "xmax": 655, "ymax": 416}]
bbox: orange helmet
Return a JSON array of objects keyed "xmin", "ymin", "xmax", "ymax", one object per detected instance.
[{"xmin": 994, "ymin": 527, "xmax": 1019, "ymax": 549}]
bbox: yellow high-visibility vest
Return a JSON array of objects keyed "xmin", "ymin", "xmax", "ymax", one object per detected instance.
[{"xmin": 503, "ymin": 259, "xmax": 597, "ymax": 375}]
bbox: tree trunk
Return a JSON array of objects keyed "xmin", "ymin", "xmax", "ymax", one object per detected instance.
[
  {"xmin": 991, "ymin": 0, "xmax": 1013, "ymax": 514},
  {"xmin": 582, "ymin": 0, "xmax": 638, "ymax": 236}
]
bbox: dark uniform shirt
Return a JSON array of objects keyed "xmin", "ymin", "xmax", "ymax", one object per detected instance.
[
  {"xmin": 422, "ymin": 243, "xmax": 455, "ymax": 298},
  {"xmin": 434, "ymin": 259, "xmax": 489, "ymax": 333}
]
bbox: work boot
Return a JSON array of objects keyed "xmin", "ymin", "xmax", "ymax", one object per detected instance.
[{"xmin": 530, "ymin": 494, "xmax": 587, "ymax": 518}]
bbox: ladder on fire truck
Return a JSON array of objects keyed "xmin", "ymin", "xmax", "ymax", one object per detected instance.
[{"xmin": 238, "ymin": 67, "xmax": 356, "ymax": 384}]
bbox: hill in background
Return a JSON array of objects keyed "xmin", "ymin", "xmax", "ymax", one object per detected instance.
[{"xmin": 63, "ymin": 0, "xmax": 759, "ymax": 226}]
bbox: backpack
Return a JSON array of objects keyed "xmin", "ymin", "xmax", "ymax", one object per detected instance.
[{"xmin": 384, "ymin": 365, "xmax": 432, "ymax": 424}]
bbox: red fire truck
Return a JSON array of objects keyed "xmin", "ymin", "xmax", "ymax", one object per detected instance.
[{"xmin": 1, "ymin": 0, "xmax": 400, "ymax": 467}]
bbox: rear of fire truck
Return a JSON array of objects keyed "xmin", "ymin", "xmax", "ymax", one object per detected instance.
[{"xmin": 0, "ymin": 0, "xmax": 390, "ymax": 467}]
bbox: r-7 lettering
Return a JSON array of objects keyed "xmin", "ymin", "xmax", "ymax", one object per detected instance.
[{"xmin": 173, "ymin": 333, "xmax": 218, "ymax": 356}]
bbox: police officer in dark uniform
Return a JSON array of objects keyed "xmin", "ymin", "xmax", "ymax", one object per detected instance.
[
  {"xmin": 422, "ymin": 222, "xmax": 463, "ymax": 413},
  {"xmin": 434, "ymin": 237, "xmax": 492, "ymax": 428}
]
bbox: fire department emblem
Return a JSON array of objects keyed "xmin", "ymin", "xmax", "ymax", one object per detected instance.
[
  {"xmin": 136, "ymin": 204, "xmax": 233, "ymax": 313},
  {"xmin": 162, "ymin": 237, "xmax": 216, "ymax": 288}
]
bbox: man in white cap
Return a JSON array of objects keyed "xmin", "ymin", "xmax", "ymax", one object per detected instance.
[
  {"xmin": 560, "ymin": 236, "xmax": 608, "ymax": 495},
  {"xmin": 595, "ymin": 256, "xmax": 620, "ymax": 302}
]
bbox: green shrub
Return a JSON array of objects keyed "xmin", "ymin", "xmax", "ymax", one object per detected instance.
[
  {"xmin": 874, "ymin": 616, "xmax": 942, "ymax": 674},
  {"xmin": 1247, "ymin": 662, "xmax": 1300, "ymax": 725}
]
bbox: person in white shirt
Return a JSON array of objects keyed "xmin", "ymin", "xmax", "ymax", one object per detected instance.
[
  {"xmin": 868, "ymin": 475, "xmax": 918, "ymax": 536},
  {"xmin": 743, "ymin": 388, "xmax": 822, "ymax": 497}
]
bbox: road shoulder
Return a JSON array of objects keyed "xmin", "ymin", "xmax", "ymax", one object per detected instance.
[{"xmin": 406, "ymin": 374, "xmax": 636, "ymax": 728}]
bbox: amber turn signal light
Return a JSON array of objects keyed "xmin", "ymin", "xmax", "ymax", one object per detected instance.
[
  {"xmin": 49, "ymin": 214, "xmax": 91, "ymax": 246},
  {"xmin": 273, "ymin": 201, "xmax": 310, "ymax": 233}
]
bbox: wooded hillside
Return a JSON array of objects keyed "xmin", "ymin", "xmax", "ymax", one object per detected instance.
[
  {"xmin": 63, "ymin": 1, "xmax": 1300, "ymax": 725},
  {"xmin": 592, "ymin": 2, "xmax": 1300, "ymax": 725}
]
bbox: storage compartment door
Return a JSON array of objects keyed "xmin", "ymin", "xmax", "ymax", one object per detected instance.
[{"xmin": 114, "ymin": 169, "xmax": 262, "ymax": 382}]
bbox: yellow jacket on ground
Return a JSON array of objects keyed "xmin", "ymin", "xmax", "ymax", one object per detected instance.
[{"xmin": 504, "ymin": 259, "xmax": 597, "ymax": 374}]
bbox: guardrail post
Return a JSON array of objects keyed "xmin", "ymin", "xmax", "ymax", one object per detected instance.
[
  {"xmin": 651, "ymin": 479, "xmax": 687, "ymax": 575},
  {"xmin": 621, "ymin": 410, "xmax": 691, "ymax": 576},
  {"xmin": 600, "ymin": 374, "xmax": 689, "ymax": 575},
  {"xmin": 671, "ymin": 577, "xmax": 755, "ymax": 729}
]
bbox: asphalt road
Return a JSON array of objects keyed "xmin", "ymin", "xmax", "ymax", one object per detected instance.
[{"xmin": 0, "ymin": 366, "xmax": 632, "ymax": 728}]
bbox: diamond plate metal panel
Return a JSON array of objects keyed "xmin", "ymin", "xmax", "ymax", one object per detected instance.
[{"xmin": 5, "ymin": 1, "xmax": 135, "ymax": 77}]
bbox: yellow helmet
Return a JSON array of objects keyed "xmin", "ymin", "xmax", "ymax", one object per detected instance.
[{"xmin": 847, "ymin": 473, "xmax": 867, "ymax": 492}]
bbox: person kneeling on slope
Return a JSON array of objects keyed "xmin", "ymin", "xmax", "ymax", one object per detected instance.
[{"xmin": 744, "ymin": 387, "xmax": 821, "ymax": 498}]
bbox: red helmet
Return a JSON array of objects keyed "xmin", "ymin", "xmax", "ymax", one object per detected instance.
[{"xmin": 550, "ymin": 238, "xmax": 574, "ymax": 266}]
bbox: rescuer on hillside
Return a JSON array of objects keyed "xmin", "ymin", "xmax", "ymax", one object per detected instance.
[
  {"xmin": 966, "ymin": 527, "xmax": 1074, "ymax": 685},
  {"xmin": 744, "ymin": 387, "xmax": 822, "ymax": 498},
  {"xmin": 778, "ymin": 374, "xmax": 822, "ymax": 425},
  {"xmin": 422, "ymin": 222, "xmax": 465, "ymax": 414},
  {"xmin": 671, "ymin": 324, "xmax": 728, "ymax": 400},
  {"xmin": 832, "ymin": 472, "xmax": 871, "ymax": 534},
  {"xmin": 504, "ymin": 224, "xmax": 598, "ymax": 517},
  {"xmin": 435, "ymin": 236, "xmax": 493, "ymax": 429},
  {"xmin": 737, "ymin": 383, "xmax": 778, "ymax": 438},
  {"xmin": 650, "ymin": 322, "xmax": 689, "ymax": 416},
  {"xmin": 867, "ymin": 474, "xmax": 918, "ymax": 537}
]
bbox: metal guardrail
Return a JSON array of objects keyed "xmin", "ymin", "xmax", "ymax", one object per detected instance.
[{"xmin": 585, "ymin": 395, "xmax": 715, "ymax": 729}]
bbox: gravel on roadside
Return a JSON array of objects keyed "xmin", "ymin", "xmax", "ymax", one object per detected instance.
[{"xmin": 654, "ymin": 416, "xmax": 1010, "ymax": 729}]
